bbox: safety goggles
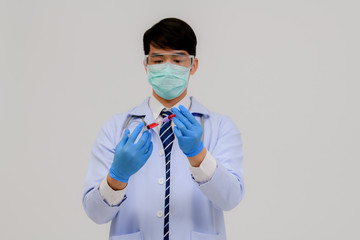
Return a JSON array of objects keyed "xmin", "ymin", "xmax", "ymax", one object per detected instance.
[{"xmin": 144, "ymin": 53, "xmax": 194, "ymax": 68}]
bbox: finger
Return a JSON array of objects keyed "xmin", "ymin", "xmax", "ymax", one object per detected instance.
[
  {"xmin": 116, "ymin": 129, "xmax": 130, "ymax": 150},
  {"xmin": 172, "ymin": 107, "xmax": 192, "ymax": 129},
  {"xmin": 144, "ymin": 141, "xmax": 153, "ymax": 159},
  {"xmin": 173, "ymin": 126, "xmax": 183, "ymax": 139},
  {"xmin": 142, "ymin": 133, "xmax": 152, "ymax": 152},
  {"xmin": 129, "ymin": 122, "xmax": 144, "ymax": 143},
  {"xmin": 172, "ymin": 117, "xmax": 190, "ymax": 136},
  {"xmin": 136, "ymin": 130, "xmax": 151, "ymax": 148},
  {"xmin": 179, "ymin": 105, "xmax": 198, "ymax": 125}
]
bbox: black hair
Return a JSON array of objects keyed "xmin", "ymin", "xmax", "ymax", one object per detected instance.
[{"xmin": 143, "ymin": 18, "xmax": 197, "ymax": 56}]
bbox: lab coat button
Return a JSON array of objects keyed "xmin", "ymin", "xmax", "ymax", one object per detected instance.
[
  {"xmin": 157, "ymin": 210, "xmax": 163, "ymax": 218},
  {"xmin": 158, "ymin": 178, "xmax": 165, "ymax": 185},
  {"xmin": 159, "ymin": 150, "xmax": 164, "ymax": 156}
]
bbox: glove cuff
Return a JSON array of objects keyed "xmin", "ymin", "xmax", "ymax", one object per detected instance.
[
  {"xmin": 109, "ymin": 169, "xmax": 129, "ymax": 183},
  {"xmin": 184, "ymin": 141, "xmax": 204, "ymax": 157}
]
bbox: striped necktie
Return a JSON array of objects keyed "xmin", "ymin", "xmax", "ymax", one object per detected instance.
[{"xmin": 160, "ymin": 109, "xmax": 174, "ymax": 240}]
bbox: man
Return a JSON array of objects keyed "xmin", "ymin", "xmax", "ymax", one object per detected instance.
[{"xmin": 83, "ymin": 18, "xmax": 244, "ymax": 240}]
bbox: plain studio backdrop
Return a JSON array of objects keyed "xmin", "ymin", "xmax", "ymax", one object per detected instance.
[{"xmin": 1, "ymin": 0, "xmax": 359, "ymax": 239}]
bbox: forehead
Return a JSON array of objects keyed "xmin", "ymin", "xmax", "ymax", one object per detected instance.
[{"xmin": 149, "ymin": 44, "xmax": 189, "ymax": 55}]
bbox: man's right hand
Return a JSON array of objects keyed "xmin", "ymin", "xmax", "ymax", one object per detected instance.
[{"xmin": 109, "ymin": 122, "xmax": 153, "ymax": 183}]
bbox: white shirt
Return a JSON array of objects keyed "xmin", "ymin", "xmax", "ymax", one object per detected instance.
[{"xmin": 99, "ymin": 95, "xmax": 217, "ymax": 206}]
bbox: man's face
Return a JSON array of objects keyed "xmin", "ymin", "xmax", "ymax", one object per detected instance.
[{"xmin": 144, "ymin": 44, "xmax": 198, "ymax": 77}]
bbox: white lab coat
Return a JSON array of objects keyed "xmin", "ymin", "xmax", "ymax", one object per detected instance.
[{"xmin": 83, "ymin": 96, "xmax": 245, "ymax": 240}]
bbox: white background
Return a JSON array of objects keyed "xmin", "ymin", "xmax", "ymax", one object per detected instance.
[{"xmin": 1, "ymin": 0, "xmax": 359, "ymax": 239}]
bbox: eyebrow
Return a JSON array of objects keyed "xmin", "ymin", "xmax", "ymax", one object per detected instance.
[
  {"xmin": 173, "ymin": 51, "xmax": 187, "ymax": 55},
  {"xmin": 150, "ymin": 51, "xmax": 188, "ymax": 56}
]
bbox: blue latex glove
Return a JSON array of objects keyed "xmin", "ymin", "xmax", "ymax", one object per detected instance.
[
  {"xmin": 172, "ymin": 105, "xmax": 204, "ymax": 157},
  {"xmin": 109, "ymin": 122, "xmax": 153, "ymax": 182}
]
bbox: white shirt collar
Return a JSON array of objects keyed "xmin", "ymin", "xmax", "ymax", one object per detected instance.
[{"xmin": 149, "ymin": 95, "xmax": 191, "ymax": 120}]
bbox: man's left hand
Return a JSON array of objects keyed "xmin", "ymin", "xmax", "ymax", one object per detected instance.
[{"xmin": 172, "ymin": 105, "xmax": 204, "ymax": 157}]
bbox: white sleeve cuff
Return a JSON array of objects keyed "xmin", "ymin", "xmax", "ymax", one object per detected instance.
[
  {"xmin": 189, "ymin": 150, "xmax": 217, "ymax": 183},
  {"xmin": 99, "ymin": 177, "xmax": 126, "ymax": 206}
]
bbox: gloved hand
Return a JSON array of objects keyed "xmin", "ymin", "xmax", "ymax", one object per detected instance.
[
  {"xmin": 172, "ymin": 105, "xmax": 204, "ymax": 157},
  {"xmin": 109, "ymin": 122, "xmax": 153, "ymax": 182}
]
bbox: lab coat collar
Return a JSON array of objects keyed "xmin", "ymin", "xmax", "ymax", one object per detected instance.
[
  {"xmin": 149, "ymin": 95, "xmax": 191, "ymax": 120},
  {"xmin": 128, "ymin": 96, "xmax": 210, "ymax": 125}
]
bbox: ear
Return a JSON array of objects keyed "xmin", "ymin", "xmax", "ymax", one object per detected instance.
[
  {"xmin": 143, "ymin": 59, "xmax": 148, "ymax": 74},
  {"xmin": 190, "ymin": 57, "xmax": 198, "ymax": 75}
]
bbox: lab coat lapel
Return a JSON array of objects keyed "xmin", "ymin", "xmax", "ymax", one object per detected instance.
[
  {"xmin": 189, "ymin": 97, "xmax": 210, "ymax": 117},
  {"xmin": 127, "ymin": 97, "xmax": 156, "ymax": 126}
]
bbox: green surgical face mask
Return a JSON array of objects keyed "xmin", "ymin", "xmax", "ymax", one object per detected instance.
[{"xmin": 147, "ymin": 63, "xmax": 190, "ymax": 100}]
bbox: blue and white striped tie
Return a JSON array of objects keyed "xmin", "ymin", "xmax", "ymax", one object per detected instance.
[{"xmin": 160, "ymin": 109, "xmax": 174, "ymax": 240}]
